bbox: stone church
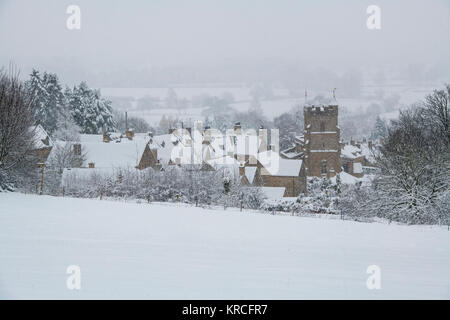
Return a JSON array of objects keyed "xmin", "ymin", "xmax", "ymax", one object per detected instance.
[{"xmin": 282, "ymin": 104, "xmax": 341, "ymax": 178}]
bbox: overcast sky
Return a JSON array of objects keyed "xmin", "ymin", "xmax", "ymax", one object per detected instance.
[{"xmin": 1, "ymin": 0, "xmax": 449, "ymax": 84}]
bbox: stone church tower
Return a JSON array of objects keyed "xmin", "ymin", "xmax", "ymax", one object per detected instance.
[{"xmin": 303, "ymin": 105, "xmax": 341, "ymax": 178}]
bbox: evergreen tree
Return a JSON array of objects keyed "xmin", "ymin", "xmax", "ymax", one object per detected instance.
[
  {"xmin": 67, "ymin": 82, "xmax": 116, "ymax": 134},
  {"xmin": 28, "ymin": 70, "xmax": 65, "ymax": 134},
  {"xmin": 371, "ymin": 116, "xmax": 387, "ymax": 140}
]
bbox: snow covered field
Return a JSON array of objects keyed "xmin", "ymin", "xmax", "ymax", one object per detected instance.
[{"xmin": 0, "ymin": 193, "xmax": 449, "ymax": 299}]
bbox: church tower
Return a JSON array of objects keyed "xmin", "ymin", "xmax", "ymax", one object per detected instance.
[{"xmin": 303, "ymin": 105, "xmax": 341, "ymax": 178}]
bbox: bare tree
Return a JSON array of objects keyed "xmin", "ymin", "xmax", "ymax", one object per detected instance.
[
  {"xmin": 423, "ymin": 84, "xmax": 450, "ymax": 143},
  {"xmin": 47, "ymin": 142, "xmax": 86, "ymax": 173},
  {"xmin": 0, "ymin": 68, "xmax": 37, "ymax": 190}
]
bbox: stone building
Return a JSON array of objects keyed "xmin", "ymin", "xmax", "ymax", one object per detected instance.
[
  {"xmin": 303, "ymin": 105, "xmax": 341, "ymax": 178},
  {"xmin": 241, "ymin": 151, "xmax": 307, "ymax": 197}
]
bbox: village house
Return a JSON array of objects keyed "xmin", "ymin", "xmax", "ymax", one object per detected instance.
[
  {"xmin": 253, "ymin": 151, "xmax": 306, "ymax": 197},
  {"xmin": 30, "ymin": 124, "xmax": 54, "ymax": 163},
  {"xmin": 340, "ymin": 138, "xmax": 378, "ymax": 177}
]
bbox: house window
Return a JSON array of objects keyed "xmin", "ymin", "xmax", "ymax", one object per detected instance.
[
  {"xmin": 320, "ymin": 160, "xmax": 327, "ymax": 175},
  {"xmin": 320, "ymin": 121, "xmax": 325, "ymax": 132}
]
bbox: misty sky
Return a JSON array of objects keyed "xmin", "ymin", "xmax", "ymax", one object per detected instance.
[{"xmin": 0, "ymin": 0, "xmax": 449, "ymax": 84}]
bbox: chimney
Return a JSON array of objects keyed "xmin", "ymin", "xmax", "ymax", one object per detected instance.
[
  {"xmin": 103, "ymin": 131, "xmax": 110, "ymax": 143},
  {"xmin": 239, "ymin": 163, "xmax": 245, "ymax": 177},
  {"xmin": 73, "ymin": 143, "xmax": 81, "ymax": 156},
  {"xmin": 258, "ymin": 128, "xmax": 267, "ymax": 153},
  {"xmin": 126, "ymin": 128, "xmax": 135, "ymax": 140},
  {"xmin": 203, "ymin": 129, "xmax": 211, "ymax": 145},
  {"xmin": 125, "ymin": 111, "xmax": 128, "ymax": 131},
  {"xmin": 368, "ymin": 140, "xmax": 373, "ymax": 149},
  {"xmin": 234, "ymin": 122, "xmax": 242, "ymax": 135},
  {"xmin": 350, "ymin": 138, "xmax": 355, "ymax": 146},
  {"xmin": 88, "ymin": 162, "xmax": 95, "ymax": 168}
]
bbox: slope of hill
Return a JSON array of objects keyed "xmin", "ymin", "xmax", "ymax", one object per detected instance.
[{"xmin": 0, "ymin": 193, "xmax": 449, "ymax": 299}]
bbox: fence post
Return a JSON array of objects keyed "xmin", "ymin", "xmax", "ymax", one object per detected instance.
[
  {"xmin": 240, "ymin": 201, "xmax": 243, "ymax": 212},
  {"xmin": 99, "ymin": 189, "xmax": 103, "ymax": 200},
  {"xmin": 38, "ymin": 163, "xmax": 45, "ymax": 195},
  {"xmin": 62, "ymin": 187, "xmax": 65, "ymax": 197}
]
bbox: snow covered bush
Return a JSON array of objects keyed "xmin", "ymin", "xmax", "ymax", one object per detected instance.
[
  {"xmin": 262, "ymin": 177, "xmax": 341, "ymax": 215},
  {"xmin": 58, "ymin": 165, "xmax": 265, "ymax": 210}
]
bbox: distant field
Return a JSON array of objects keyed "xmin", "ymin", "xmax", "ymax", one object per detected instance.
[{"xmin": 102, "ymin": 83, "xmax": 443, "ymax": 126}]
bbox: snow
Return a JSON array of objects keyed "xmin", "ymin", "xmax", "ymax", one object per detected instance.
[
  {"xmin": 207, "ymin": 155, "xmax": 239, "ymax": 167},
  {"xmin": 258, "ymin": 151, "xmax": 303, "ymax": 176},
  {"xmin": 310, "ymin": 149, "xmax": 338, "ymax": 153},
  {"xmin": 353, "ymin": 162, "xmax": 363, "ymax": 174},
  {"xmin": 244, "ymin": 166, "xmax": 257, "ymax": 184},
  {"xmin": 30, "ymin": 124, "xmax": 53, "ymax": 149},
  {"xmin": 260, "ymin": 187, "xmax": 286, "ymax": 200},
  {"xmin": 0, "ymin": 193, "xmax": 449, "ymax": 299},
  {"xmin": 61, "ymin": 167, "xmax": 118, "ymax": 185},
  {"xmin": 79, "ymin": 138, "xmax": 149, "ymax": 168},
  {"xmin": 332, "ymin": 172, "xmax": 360, "ymax": 185},
  {"xmin": 341, "ymin": 144, "xmax": 361, "ymax": 159},
  {"xmin": 280, "ymin": 150, "xmax": 302, "ymax": 159}
]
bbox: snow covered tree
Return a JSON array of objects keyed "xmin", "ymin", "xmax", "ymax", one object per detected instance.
[
  {"xmin": 273, "ymin": 107, "xmax": 303, "ymax": 150},
  {"xmin": 28, "ymin": 70, "xmax": 66, "ymax": 134},
  {"xmin": 47, "ymin": 142, "xmax": 86, "ymax": 173},
  {"xmin": 66, "ymin": 82, "xmax": 116, "ymax": 134},
  {"xmin": 53, "ymin": 105, "xmax": 81, "ymax": 141},
  {"xmin": 423, "ymin": 84, "xmax": 450, "ymax": 144},
  {"xmin": 371, "ymin": 116, "xmax": 387, "ymax": 140},
  {"xmin": 372, "ymin": 105, "xmax": 450, "ymax": 224},
  {"xmin": 165, "ymin": 88, "xmax": 178, "ymax": 109},
  {"xmin": 114, "ymin": 110, "xmax": 153, "ymax": 133}
]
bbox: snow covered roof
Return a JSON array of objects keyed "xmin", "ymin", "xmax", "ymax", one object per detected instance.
[
  {"xmin": 360, "ymin": 143, "xmax": 376, "ymax": 163},
  {"xmin": 331, "ymin": 172, "xmax": 359, "ymax": 185},
  {"xmin": 244, "ymin": 166, "xmax": 257, "ymax": 184},
  {"xmin": 151, "ymin": 134, "xmax": 175, "ymax": 164},
  {"xmin": 75, "ymin": 133, "xmax": 151, "ymax": 168},
  {"xmin": 281, "ymin": 150, "xmax": 303, "ymax": 159},
  {"xmin": 30, "ymin": 124, "xmax": 53, "ymax": 149},
  {"xmin": 260, "ymin": 187, "xmax": 286, "ymax": 200},
  {"xmin": 207, "ymin": 155, "xmax": 239, "ymax": 167},
  {"xmin": 341, "ymin": 142, "xmax": 377, "ymax": 164},
  {"xmin": 341, "ymin": 144, "xmax": 363, "ymax": 159},
  {"xmin": 258, "ymin": 151, "xmax": 303, "ymax": 176}
]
